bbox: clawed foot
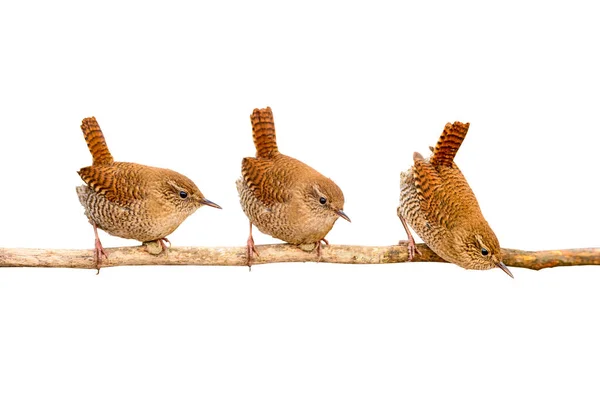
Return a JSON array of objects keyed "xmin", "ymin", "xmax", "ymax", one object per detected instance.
[
  {"xmin": 143, "ymin": 239, "xmax": 170, "ymax": 256},
  {"xmin": 397, "ymin": 214, "xmax": 421, "ymax": 262},
  {"xmin": 398, "ymin": 238, "xmax": 422, "ymax": 261},
  {"xmin": 94, "ymin": 237, "xmax": 108, "ymax": 275},
  {"xmin": 92, "ymin": 222, "xmax": 107, "ymax": 274},
  {"xmin": 315, "ymin": 238, "xmax": 329, "ymax": 261},
  {"xmin": 158, "ymin": 237, "xmax": 171, "ymax": 252},
  {"xmin": 246, "ymin": 235, "xmax": 259, "ymax": 271},
  {"xmin": 246, "ymin": 222, "xmax": 259, "ymax": 271}
]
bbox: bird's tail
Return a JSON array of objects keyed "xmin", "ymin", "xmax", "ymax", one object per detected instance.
[
  {"xmin": 250, "ymin": 107, "xmax": 279, "ymax": 159},
  {"xmin": 430, "ymin": 121, "xmax": 470, "ymax": 167},
  {"xmin": 81, "ymin": 117, "xmax": 114, "ymax": 165}
]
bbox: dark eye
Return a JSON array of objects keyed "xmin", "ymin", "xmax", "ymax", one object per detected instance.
[
  {"xmin": 481, "ymin": 248, "xmax": 489, "ymax": 256},
  {"xmin": 179, "ymin": 191, "xmax": 188, "ymax": 199},
  {"xmin": 319, "ymin": 197, "xmax": 327, "ymax": 205}
]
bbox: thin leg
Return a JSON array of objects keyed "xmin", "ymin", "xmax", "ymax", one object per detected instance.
[
  {"xmin": 92, "ymin": 221, "xmax": 108, "ymax": 274},
  {"xmin": 398, "ymin": 214, "xmax": 421, "ymax": 261},
  {"xmin": 158, "ymin": 237, "xmax": 171, "ymax": 252},
  {"xmin": 246, "ymin": 221, "xmax": 259, "ymax": 271},
  {"xmin": 315, "ymin": 238, "xmax": 329, "ymax": 261}
]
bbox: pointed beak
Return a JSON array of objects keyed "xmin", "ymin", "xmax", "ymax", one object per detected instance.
[
  {"xmin": 496, "ymin": 261, "xmax": 514, "ymax": 279},
  {"xmin": 335, "ymin": 209, "xmax": 351, "ymax": 222},
  {"xmin": 200, "ymin": 198, "xmax": 222, "ymax": 209}
]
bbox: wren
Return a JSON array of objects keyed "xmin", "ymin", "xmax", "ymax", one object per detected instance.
[
  {"xmin": 76, "ymin": 116, "xmax": 221, "ymax": 273},
  {"xmin": 397, "ymin": 121, "xmax": 513, "ymax": 278},
  {"xmin": 236, "ymin": 107, "xmax": 350, "ymax": 266}
]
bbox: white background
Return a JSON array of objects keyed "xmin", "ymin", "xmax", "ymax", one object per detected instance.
[{"xmin": 1, "ymin": 1, "xmax": 599, "ymax": 399}]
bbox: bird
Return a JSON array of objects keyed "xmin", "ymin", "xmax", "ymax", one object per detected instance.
[
  {"xmin": 397, "ymin": 121, "xmax": 513, "ymax": 278},
  {"xmin": 76, "ymin": 116, "xmax": 221, "ymax": 273},
  {"xmin": 236, "ymin": 107, "xmax": 350, "ymax": 266}
]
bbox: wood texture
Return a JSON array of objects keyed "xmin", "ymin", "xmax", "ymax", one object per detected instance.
[{"xmin": 0, "ymin": 244, "xmax": 598, "ymax": 270}]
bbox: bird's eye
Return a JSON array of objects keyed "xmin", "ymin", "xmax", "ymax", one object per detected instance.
[
  {"xmin": 179, "ymin": 191, "xmax": 188, "ymax": 199},
  {"xmin": 319, "ymin": 197, "xmax": 327, "ymax": 205},
  {"xmin": 481, "ymin": 248, "xmax": 489, "ymax": 256}
]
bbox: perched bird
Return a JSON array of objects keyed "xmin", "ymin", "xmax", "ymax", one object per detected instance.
[
  {"xmin": 76, "ymin": 116, "xmax": 221, "ymax": 272},
  {"xmin": 236, "ymin": 107, "xmax": 350, "ymax": 265},
  {"xmin": 397, "ymin": 121, "xmax": 513, "ymax": 278}
]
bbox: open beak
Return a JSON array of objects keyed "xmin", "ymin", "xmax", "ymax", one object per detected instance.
[
  {"xmin": 335, "ymin": 209, "xmax": 351, "ymax": 222},
  {"xmin": 496, "ymin": 261, "xmax": 514, "ymax": 279},
  {"xmin": 200, "ymin": 198, "xmax": 222, "ymax": 209}
]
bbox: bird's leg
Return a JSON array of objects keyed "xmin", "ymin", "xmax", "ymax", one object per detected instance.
[
  {"xmin": 315, "ymin": 238, "xmax": 329, "ymax": 261},
  {"xmin": 398, "ymin": 214, "xmax": 421, "ymax": 261},
  {"xmin": 143, "ymin": 239, "xmax": 167, "ymax": 255},
  {"xmin": 158, "ymin": 237, "xmax": 171, "ymax": 252},
  {"xmin": 92, "ymin": 221, "xmax": 108, "ymax": 275},
  {"xmin": 246, "ymin": 222, "xmax": 259, "ymax": 271}
]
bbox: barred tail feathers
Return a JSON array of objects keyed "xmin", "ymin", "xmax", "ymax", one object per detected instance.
[
  {"xmin": 250, "ymin": 107, "xmax": 279, "ymax": 159},
  {"xmin": 430, "ymin": 121, "xmax": 470, "ymax": 167},
  {"xmin": 81, "ymin": 116, "xmax": 114, "ymax": 165}
]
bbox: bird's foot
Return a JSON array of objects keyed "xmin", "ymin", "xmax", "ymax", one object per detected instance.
[
  {"xmin": 158, "ymin": 237, "xmax": 171, "ymax": 251},
  {"xmin": 398, "ymin": 238, "xmax": 422, "ymax": 261},
  {"xmin": 94, "ymin": 237, "xmax": 108, "ymax": 275},
  {"xmin": 144, "ymin": 239, "xmax": 169, "ymax": 255},
  {"xmin": 397, "ymin": 214, "xmax": 421, "ymax": 261},
  {"xmin": 246, "ymin": 235, "xmax": 259, "ymax": 271},
  {"xmin": 315, "ymin": 238, "xmax": 329, "ymax": 262}
]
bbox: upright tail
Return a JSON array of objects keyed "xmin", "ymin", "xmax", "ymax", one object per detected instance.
[
  {"xmin": 81, "ymin": 117, "xmax": 114, "ymax": 165},
  {"xmin": 250, "ymin": 107, "xmax": 279, "ymax": 159},
  {"xmin": 430, "ymin": 121, "xmax": 470, "ymax": 167}
]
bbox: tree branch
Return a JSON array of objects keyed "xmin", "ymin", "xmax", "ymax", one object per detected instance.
[{"xmin": 1, "ymin": 244, "xmax": 599, "ymax": 270}]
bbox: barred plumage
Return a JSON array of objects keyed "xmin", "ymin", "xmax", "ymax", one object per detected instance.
[
  {"xmin": 81, "ymin": 117, "xmax": 114, "ymax": 165},
  {"xmin": 251, "ymin": 107, "xmax": 279, "ymax": 159},
  {"xmin": 77, "ymin": 116, "xmax": 220, "ymax": 272},
  {"xmin": 398, "ymin": 121, "xmax": 512, "ymax": 277},
  {"xmin": 237, "ymin": 107, "xmax": 349, "ymax": 266}
]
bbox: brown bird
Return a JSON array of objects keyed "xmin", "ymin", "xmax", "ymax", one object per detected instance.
[
  {"xmin": 76, "ymin": 116, "xmax": 221, "ymax": 272},
  {"xmin": 236, "ymin": 107, "xmax": 350, "ymax": 265},
  {"xmin": 397, "ymin": 121, "xmax": 513, "ymax": 278}
]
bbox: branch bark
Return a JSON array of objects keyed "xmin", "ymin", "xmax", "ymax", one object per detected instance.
[{"xmin": 1, "ymin": 244, "xmax": 599, "ymax": 270}]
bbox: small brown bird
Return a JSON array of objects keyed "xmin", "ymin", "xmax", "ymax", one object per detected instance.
[
  {"xmin": 77, "ymin": 116, "xmax": 221, "ymax": 272},
  {"xmin": 236, "ymin": 107, "xmax": 350, "ymax": 265},
  {"xmin": 397, "ymin": 121, "xmax": 513, "ymax": 278}
]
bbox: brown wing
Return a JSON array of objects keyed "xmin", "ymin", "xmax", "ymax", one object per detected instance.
[
  {"xmin": 241, "ymin": 157, "xmax": 292, "ymax": 207},
  {"xmin": 412, "ymin": 152, "xmax": 443, "ymax": 219},
  {"xmin": 430, "ymin": 121, "xmax": 469, "ymax": 167},
  {"xmin": 78, "ymin": 163, "xmax": 146, "ymax": 206},
  {"xmin": 413, "ymin": 154, "xmax": 480, "ymax": 229}
]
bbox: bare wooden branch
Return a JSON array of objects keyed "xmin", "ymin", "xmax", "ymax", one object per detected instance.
[{"xmin": 1, "ymin": 244, "xmax": 599, "ymax": 270}]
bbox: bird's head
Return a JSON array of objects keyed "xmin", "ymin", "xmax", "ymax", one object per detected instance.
[
  {"xmin": 457, "ymin": 227, "xmax": 512, "ymax": 278},
  {"xmin": 302, "ymin": 177, "xmax": 350, "ymax": 224},
  {"xmin": 160, "ymin": 170, "xmax": 221, "ymax": 215}
]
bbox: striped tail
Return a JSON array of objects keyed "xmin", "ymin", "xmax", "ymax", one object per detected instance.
[
  {"xmin": 81, "ymin": 117, "xmax": 114, "ymax": 165},
  {"xmin": 250, "ymin": 107, "xmax": 279, "ymax": 159},
  {"xmin": 430, "ymin": 121, "xmax": 470, "ymax": 167}
]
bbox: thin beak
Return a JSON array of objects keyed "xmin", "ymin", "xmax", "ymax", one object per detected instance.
[
  {"xmin": 496, "ymin": 261, "xmax": 514, "ymax": 279},
  {"xmin": 335, "ymin": 209, "xmax": 351, "ymax": 222},
  {"xmin": 200, "ymin": 198, "xmax": 222, "ymax": 209}
]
